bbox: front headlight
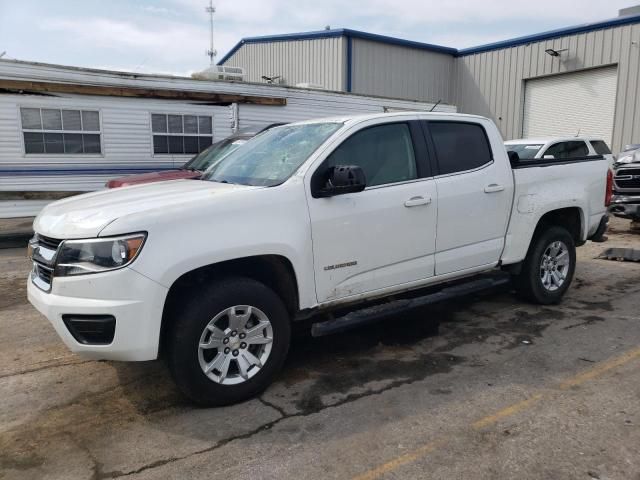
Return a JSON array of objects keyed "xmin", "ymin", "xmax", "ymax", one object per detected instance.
[{"xmin": 54, "ymin": 233, "xmax": 146, "ymax": 276}]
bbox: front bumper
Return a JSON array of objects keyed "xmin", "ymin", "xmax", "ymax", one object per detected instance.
[
  {"xmin": 27, "ymin": 266, "xmax": 168, "ymax": 361},
  {"xmin": 609, "ymin": 195, "xmax": 640, "ymax": 220}
]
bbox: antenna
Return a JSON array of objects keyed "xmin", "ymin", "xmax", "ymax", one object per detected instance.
[
  {"xmin": 205, "ymin": 1, "xmax": 217, "ymax": 65},
  {"xmin": 429, "ymin": 99, "xmax": 441, "ymax": 112}
]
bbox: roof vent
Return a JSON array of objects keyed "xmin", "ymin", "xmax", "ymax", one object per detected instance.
[{"xmin": 192, "ymin": 65, "xmax": 246, "ymax": 82}]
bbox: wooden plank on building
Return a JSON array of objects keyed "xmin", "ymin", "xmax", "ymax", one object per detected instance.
[{"xmin": 0, "ymin": 79, "xmax": 287, "ymax": 106}]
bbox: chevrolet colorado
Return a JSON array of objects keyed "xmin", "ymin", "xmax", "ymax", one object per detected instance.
[{"xmin": 27, "ymin": 112, "xmax": 611, "ymax": 405}]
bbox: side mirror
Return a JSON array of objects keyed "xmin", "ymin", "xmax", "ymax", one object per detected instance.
[
  {"xmin": 543, "ymin": 154, "xmax": 555, "ymax": 160},
  {"xmin": 507, "ymin": 150, "xmax": 520, "ymax": 167},
  {"xmin": 315, "ymin": 165, "xmax": 366, "ymax": 198}
]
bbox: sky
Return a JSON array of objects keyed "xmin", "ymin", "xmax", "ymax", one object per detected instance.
[{"xmin": 0, "ymin": 0, "xmax": 637, "ymax": 76}]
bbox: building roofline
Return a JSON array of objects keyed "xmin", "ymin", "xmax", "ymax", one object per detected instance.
[
  {"xmin": 217, "ymin": 28, "xmax": 457, "ymax": 64},
  {"xmin": 218, "ymin": 12, "xmax": 640, "ymax": 63},
  {"xmin": 340, "ymin": 29, "xmax": 457, "ymax": 55},
  {"xmin": 458, "ymin": 12, "xmax": 640, "ymax": 55}
]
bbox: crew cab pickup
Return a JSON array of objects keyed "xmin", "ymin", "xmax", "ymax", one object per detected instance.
[{"xmin": 27, "ymin": 112, "xmax": 611, "ymax": 406}]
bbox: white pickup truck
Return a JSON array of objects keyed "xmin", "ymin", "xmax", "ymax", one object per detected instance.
[{"xmin": 28, "ymin": 112, "xmax": 611, "ymax": 405}]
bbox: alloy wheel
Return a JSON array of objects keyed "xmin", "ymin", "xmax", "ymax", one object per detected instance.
[{"xmin": 197, "ymin": 305, "xmax": 273, "ymax": 385}]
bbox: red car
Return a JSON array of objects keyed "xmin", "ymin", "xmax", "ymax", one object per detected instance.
[{"xmin": 106, "ymin": 124, "xmax": 284, "ymax": 188}]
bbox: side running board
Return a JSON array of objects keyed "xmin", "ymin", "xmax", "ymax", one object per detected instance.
[{"xmin": 311, "ymin": 275, "xmax": 511, "ymax": 337}]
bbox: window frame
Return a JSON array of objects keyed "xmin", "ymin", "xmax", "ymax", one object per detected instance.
[
  {"xmin": 310, "ymin": 120, "xmax": 431, "ymax": 195},
  {"xmin": 149, "ymin": 112, "xmax": 214, "ymax": 156},
  {"xmin": 589, "ymin": 140, "xmax": 612, "ymax": 156},
  {"xmin": 421, "ymin": 120, "xmax": 494, "ymax": 178},
  {"xmin": 18, "ymin": 106, "xmax": 104, "ymax": 157}
]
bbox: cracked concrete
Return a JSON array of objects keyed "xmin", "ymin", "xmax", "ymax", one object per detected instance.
[{"xmin": 1, "ymin": 218, "xmax": 640, "ymax": 479}]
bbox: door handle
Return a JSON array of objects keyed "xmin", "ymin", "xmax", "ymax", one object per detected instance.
[
  {"xmin": 484, "ymin": 184, "xmax": 505, "ymax": 193},
  {"xmin": 404, "ymin": 196, "xmax": 432, "ymax": 207}
]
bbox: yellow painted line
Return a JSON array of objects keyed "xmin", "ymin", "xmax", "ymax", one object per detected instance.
[
  {"xmin": 352, "ymin": 440, "xmax": 445, "ymax": 480},
  {"xmin": 351, "ymin": 346, "xmax": 640, "ymax": 480},
  {"xmin": 471, "ymin": 393, "xmax": 544, "ymax": 430},
  {"xmin": 559, "ymin": 346, "xmax": 640, "ymax": 390}
]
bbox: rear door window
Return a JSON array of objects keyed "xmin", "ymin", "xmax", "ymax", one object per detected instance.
[
  {"xmin": 428, "ymin": 122, "xmax": 493, "ymax": 175},
  {"xmin": 544, "ymin": 141, "xmax": 589, "ymax": 159},
  {"xmin": 590, "ymin": 140, "xmax": 612, "ymax": 155}
]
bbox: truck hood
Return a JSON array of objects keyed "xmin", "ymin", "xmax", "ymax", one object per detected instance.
[{"xmin": 34, "ymin": 179, "xmax": 258, "ymax": 239}]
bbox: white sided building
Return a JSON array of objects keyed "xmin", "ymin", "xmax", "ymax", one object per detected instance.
[{"xmin": 0, "ymin": 59, "xmax": 454, "ymax": 218}]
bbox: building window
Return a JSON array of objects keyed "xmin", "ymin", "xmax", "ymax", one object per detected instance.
[
  {"xmin": 20, "ymin": 107, "xmax": 102, "ymax": 154},
  {"xmin": 151, "ymin": 113, "xmax": 213, "ymax": 154}
]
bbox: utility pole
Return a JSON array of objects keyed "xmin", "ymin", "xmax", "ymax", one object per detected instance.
[{"xmin": 206, "ymin": 1, "xmax": 217, "ymax": 65}]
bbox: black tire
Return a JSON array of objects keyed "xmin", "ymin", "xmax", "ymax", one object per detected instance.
[
  {"xmin": 513, "ymin": 226, "xmax": 576, "ymax": 305},
  {"xmin": 167, "ymin": 277, "xmax": 291, "ymax": 406}
]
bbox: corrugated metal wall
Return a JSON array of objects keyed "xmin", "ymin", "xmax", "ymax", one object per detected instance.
[
  {"xmin": 455, "ymin": 23, "xmax": 640, "ymax": 152},
  {"xmin": 351, "ymin": 38, "xmax": 456, "ymax": 104},
  {"xmin": 222, "ymin": 37, "xmax": 346, "ymax": 91}
]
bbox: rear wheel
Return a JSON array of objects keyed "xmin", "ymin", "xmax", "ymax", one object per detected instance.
[
  {"xmin": 513, "ymin": 226, "xmax": 576, "ymax": 305},
  {"xmin": 167, "ymin": 277, "xmax": 291, "ymax": 406}
]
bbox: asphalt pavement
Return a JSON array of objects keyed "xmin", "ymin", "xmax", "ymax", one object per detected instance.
[{"xmin": 1, "ymin": 217, "xmax": 639, "ymax": 480}]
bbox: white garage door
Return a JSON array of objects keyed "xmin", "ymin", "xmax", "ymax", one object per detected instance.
[{"xmin": 523, "ymin": 66, "xmax": 618, "ymax": 144}]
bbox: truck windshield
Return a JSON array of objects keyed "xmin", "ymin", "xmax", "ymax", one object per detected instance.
[
  {"xmin": 202, "ymin": 122, "xmax": 342, "ymax": 186},
  {"xmin": 184, "ymin": 138, "xmax": 248, "ymax": 171},
  {"xmin": 505, "ymin": 144, "xmax": 544, "ymax": 160}
]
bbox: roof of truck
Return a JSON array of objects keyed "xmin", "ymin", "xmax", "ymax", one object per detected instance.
[
  {"xmin": 289, "ymin": 111, "xmax": 489, "ymax": 125},
  {"xmin": 505, "ymin": 136, "xmax": 606, "ymax": 145}
]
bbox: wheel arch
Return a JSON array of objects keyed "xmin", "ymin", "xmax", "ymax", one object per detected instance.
[
  {"xmin": 532, "ymin": 206, "xmax": 585, "ymax": 245},
  {"xmin": 503, "ymin": 206, "xmax": 584, "ymax": 274},
  {"xmin": 159, "ymin": 254, "xmax": 299, "ymax": 357}
]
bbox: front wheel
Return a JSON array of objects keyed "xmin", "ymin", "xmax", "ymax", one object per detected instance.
[
  {"xmin": 167, "ymin": 277, "xmax": 291, "ymax": 406},
  {"xmin": 513, "ymin": 226, "xmax": 576, "ymax": 305}
]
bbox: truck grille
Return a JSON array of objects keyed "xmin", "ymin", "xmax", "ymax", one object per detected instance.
[
  {"xmin": 30, "ymin": 234, "xmax": 63, "ymax": 291},
  {"xmin": 38, "ymin": 235, "xmax": 63, "ymax": 250},
  {"xmin": 614, "ymin": 167, "xmax": 640, "ymax": 190},
  {"xmin": 34, "ymin": 263, "xmax": 54, "ymax": 284}
]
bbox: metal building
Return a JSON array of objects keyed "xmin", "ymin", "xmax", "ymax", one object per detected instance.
[
  {"xmin": 218, "ymin": 29, "xmax": 457, "ymax": 105},
  {"xmin": 0, "ymin": 59, "xmax": 453, "ymax": 217},
  {"xmin": 219, "ymin": 11, "xmax": 640, "ymax": 152}
]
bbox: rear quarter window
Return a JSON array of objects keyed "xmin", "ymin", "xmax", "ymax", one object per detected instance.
[
  {"xmin": 590, "ymin": 140, "xmax": 612, "ymax": 155},
  {"xmin": 429, "ymin": 122, "xmax": 493, "ymax": 175}
]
